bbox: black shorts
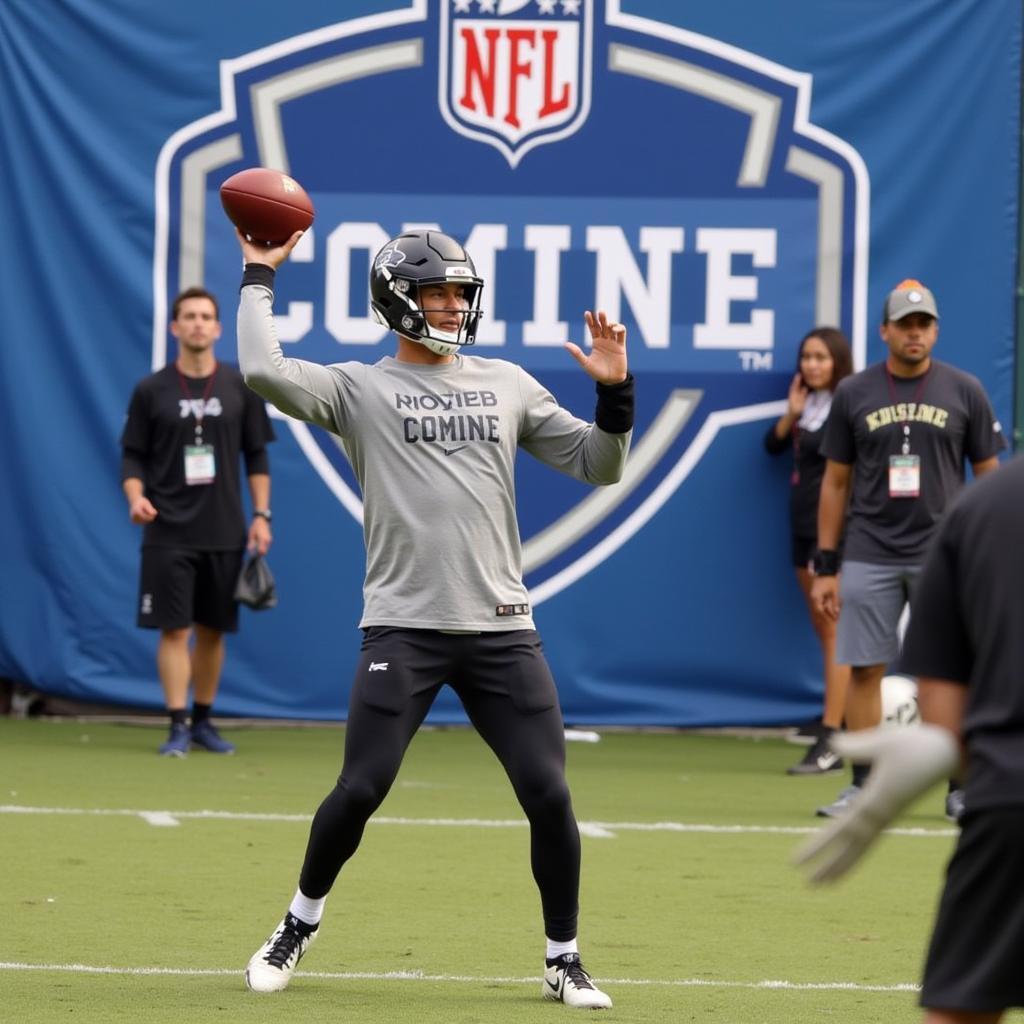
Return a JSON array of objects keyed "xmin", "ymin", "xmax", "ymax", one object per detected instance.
[
  {"xmin": 920, "ymin": 807, "xmax": 1024, "ymax": 1012},
  {"xmin": 137, "ymin": 546, "xmax": 243, "ymax": 633},
  {"xmin": 353, "ymin": 626, "xmax": 559, "ymax": 716}
]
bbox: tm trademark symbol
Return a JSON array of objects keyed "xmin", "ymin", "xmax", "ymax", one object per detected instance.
[{"xmin": 738, "ymin": 351, "xmax": 773, "ymax": 371}]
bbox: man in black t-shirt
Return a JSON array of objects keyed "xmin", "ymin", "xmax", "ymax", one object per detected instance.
[
  {"xmin": 121, "ymin": 287, "xmax": 275, "ymax": 756},
  {"xmin": 809, "ymin": 280, "xmax": 1004, "ymax": 818},
  {"xmin": 796, "ymin": 454, "xmax": 1024, "ymax": 1021}
]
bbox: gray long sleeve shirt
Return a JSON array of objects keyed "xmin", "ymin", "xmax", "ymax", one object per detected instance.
[{"xmin": 238, "ymin": 281, "xmax": 632, "ymax": 631}]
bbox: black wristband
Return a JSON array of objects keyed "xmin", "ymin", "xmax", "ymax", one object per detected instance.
[
  {"xmin": 594, "ymin": 373, "xmax": 635, "ymax": 433},
  {"xmin": 812, "ymin": 549, "xmax": 840, "ymax": 576},
  {"xmin": 241, "ymin": 263, "xmax": 276, "ymax": 291}
]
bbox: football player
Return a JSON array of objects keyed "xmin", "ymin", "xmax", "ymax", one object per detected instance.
[{"xmin": 236, "ymin": 227, "xmax": 633, "ymax": 1009}]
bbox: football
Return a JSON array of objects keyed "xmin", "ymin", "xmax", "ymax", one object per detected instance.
[
  {"xmin": 219, "ymin": 167, "xmax": 314, "ymax": 245},
  {"xmin": 880, "ymin": 674, "xmax": 921, "ymax": 728}
]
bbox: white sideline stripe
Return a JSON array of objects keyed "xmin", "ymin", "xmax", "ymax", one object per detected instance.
[
  {"xmin": 0, "ymin": 961, "xmax": 920, "ymax": 992},
  {"xmin": 578, "ymin": 822, "xmax": 617, "ymax": 838},
  {"xmin": 0, "ymin": 805, "xmax": 957, "ymax": 838},
  {"xmin": 139, "ymin": 812, "xmax": 180, "ymax": 827}
]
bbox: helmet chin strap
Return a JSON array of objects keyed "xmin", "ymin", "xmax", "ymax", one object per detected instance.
[
  {"xmin": 419, "ymin": 322, "xmax": 463, "ymax": 356},
  {"xmin": 417, "ymin": 332, "xmax": 461, "ymax": 357},
  {"xmin": 396, "ymin": 327, "xmax": 460, "ymax": 357}
]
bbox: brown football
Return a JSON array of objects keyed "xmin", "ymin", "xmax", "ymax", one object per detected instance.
[{"xmin": 219, "ymin": 167, "xmax": 314, "ymax": 245}]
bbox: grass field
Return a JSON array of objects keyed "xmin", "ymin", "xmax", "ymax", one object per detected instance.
[{"xmin": 3, "ymin": 717, "xmax": 1020, "ymax": 1024}]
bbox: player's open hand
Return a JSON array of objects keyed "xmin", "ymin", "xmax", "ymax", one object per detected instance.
[
  {"xmin": 236, "ymin": 227, "xmax": 305, "ymax": 271},
  {"xmin": 565, "ymin": 311, "xmax": 628, "ymax": 385}
]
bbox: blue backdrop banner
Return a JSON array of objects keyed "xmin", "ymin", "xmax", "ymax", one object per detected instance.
[{"xmin": 0, "ymin": 0, "xmax": 1019, "ymax": 724}]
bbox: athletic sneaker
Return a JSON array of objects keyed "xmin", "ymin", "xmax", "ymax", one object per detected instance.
[
  {"xmin": 815, "ymin": 784, "xmax": 862, "ymax": 818},
  {"xmin": 945, "ymin": 788, "xmax": 966, "ymax": 823},
  {"xmin": 245, "ymin": 913, "xmax": 318, "ymax": 993},
  {"xmin": 190, "ymin": 720, "xmax": 236, "ymax": 754},
  {"xmin": 158, "ymin": 723, "xmax": 190, "ymax": 757},
  {"xmin": 542, "ymin": 952, "xmax": 612, "ymax": 1009},
  {"xmin": 785, "ymin": 718, "xmax": 823, "ymax": 746},
  {"xmin": 786, "ymin": 734, "xmax": 844, "ymax": 776}
]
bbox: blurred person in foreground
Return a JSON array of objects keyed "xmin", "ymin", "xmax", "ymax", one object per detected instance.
[
  {"xmin": 235, "ymin": 226, "xmax": 633, "ymax": 1009},
  {"xmin": 764, "ymin": 327, "xmax": 853, "ymax": 774},
  {"xmin": 796, "ymin": 453, "xmax": 1024, "ymax": 1024},
  {"xmin": 810, "ymin": 280, "xmax": 1003, "ymax": 819},
  {"xmin": 121, "ymin": 287, "xmax": 274, "ymax": 756}
]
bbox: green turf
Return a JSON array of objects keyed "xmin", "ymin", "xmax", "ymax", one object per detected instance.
[{"xmin": 2, "ymin": 718, "xmax": 1021, "ymax": 1023}]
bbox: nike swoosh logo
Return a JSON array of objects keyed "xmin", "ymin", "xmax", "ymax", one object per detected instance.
[
  {"xmin": 443, "ymin": 446, "xmax": 468, "ymax": 456},
  {"xmin": 816, "ymin": 752, "xmax": 839, "ymax": 770},
  {"xmin": 546, "ymin": 979, "xmax": 561, "ymax": 994}
]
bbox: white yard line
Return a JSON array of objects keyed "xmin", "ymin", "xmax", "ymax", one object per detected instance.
[
  {"xmin": 0, "ymin": 960, "xmax": 920, "ymax": 992},
  {"xmin": 0, "ymin": 804, "xmax": 958, "ymax": 837}
]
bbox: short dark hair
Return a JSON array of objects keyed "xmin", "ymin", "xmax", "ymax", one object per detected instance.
[
  {"xmin": 796, "ymin": 326, "xmax": 853, "ymax": 390},
  {"xmin": 172, "ymin": 287, "xmax": 219, "ymax": 321}
]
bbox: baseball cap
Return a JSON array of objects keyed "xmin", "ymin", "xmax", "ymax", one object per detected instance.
[{"xmin": 884, "ymin": 279, "xmax": 939, "ymax": 322}]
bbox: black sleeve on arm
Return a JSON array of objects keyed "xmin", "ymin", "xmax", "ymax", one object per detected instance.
[
  {"xmin": 764, "ymin": 423, "xmax": 791, "ymax": 454},
  {"xmin": 963, "ymin": 378, "xmax": 1008, "ymax": 462},
  {"xmin": 900, "ymin": 522, "xmax": 972, "ymax": 684},
  {"xmin": 241, "ymin": 263, "xmax": 276, "ymax": 291},
  {"xmin": 121, "ymin": 449, "xmax": 147, "ymax": 482},
  {"xmin": 244, "ymin": 450, "xmax": 270, "ymax": 475},
  {"xmin": 595, "ymin": 374, "xmax": 634, "ymax": 433},
  {"xmin": 120, "ymin": 384, "xmax": 151, "ymax": 482}
]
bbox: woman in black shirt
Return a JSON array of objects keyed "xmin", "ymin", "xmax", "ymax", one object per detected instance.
[{"xmin": 765, "ymin": 327, "xmax": 852, "ymax": 774}]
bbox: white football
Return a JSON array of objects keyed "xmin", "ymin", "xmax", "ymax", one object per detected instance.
[{"xmin": 881, "ymin": 674, "xmax": 920, "ymax": 728}]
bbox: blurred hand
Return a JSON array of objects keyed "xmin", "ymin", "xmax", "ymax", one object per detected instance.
[
  {"xmin": 248, "ymin": 515, "xmax": 272, "ymax": 555},
  {"xmin": 793, "ymin": 725, "xmax": 960, "ymax": 883},
  {"xmin": 787, "ymin": 373, "xmax": 809, "ymax": 417},
  {"xmin": 811, "ymin": 574, "xmax": 840, "ymax": 621},
  {"xmin": 129, "ymin": 495, "xmax": 157, "ymax": 525},
  {"xmin": 565, "ymin": 311, "xmax": 628, "ymax": 385}
]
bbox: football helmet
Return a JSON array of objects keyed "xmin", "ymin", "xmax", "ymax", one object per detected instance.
[{"xmin": 370, "ymin": 230, "xmax": 484, "ymax": 356}]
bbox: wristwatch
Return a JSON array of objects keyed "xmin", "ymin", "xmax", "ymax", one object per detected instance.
[
  {"xmin": 811, "ymin": 549, "xmax": 839, "ymax": 576},
  {"xmin": 253, "ymin": 509, "xmax": 272, "ymax": 521}
]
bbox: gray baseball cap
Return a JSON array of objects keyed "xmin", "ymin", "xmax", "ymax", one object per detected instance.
[{"xmin": 884, "ymin": 279, "xmax": 939, "ymax": 322}]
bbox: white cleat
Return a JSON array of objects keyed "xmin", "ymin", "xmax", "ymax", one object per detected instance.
[
  {"xmin": 542, "ymin": 953, "xmax": 613, "ymax": 1009},
  {"xmin": 245, "ymin": 913, "xmax": 318, "ymax": 993}
]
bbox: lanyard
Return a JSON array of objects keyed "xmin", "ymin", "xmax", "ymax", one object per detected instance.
[
  {"xmin": 885, "ymin": 365, "xmax": 929, "ymax": 456},
  {"xmin": 176, "ymin": 362, "xmax": 218, "ymax": 444}
]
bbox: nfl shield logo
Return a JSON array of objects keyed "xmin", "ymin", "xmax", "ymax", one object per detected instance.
[{"xmin": 440, "ymin": 0, "xmax": 592, "ymax": 167}]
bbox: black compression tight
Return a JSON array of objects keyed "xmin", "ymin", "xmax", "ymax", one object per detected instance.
[{"xmin": 297, "ymin": 682, "xmax": 581, "ymax": 941}]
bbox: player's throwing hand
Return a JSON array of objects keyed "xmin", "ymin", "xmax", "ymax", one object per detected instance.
[{"xmin": 236, "ymin": 228, "xmax": 305, "ymax": 271}]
